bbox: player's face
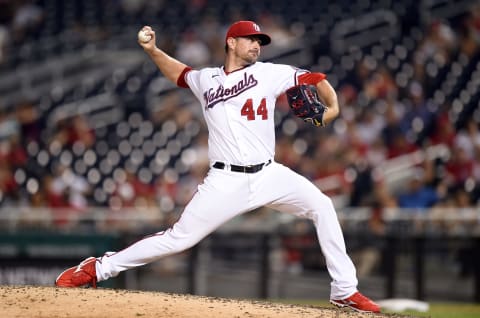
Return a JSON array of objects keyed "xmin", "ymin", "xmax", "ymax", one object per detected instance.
[{"xmin": 233, "ymin": 36, "xmax": 261, "ymax": 65}]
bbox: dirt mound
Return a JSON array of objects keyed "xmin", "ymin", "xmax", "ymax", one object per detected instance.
[{"xmin": 1, "ymin": 285, "xmax": 402, "ymax": 318}]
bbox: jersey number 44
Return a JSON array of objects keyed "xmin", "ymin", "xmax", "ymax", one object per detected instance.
[{"xmin": 241, "ymin": 98, "xmax": 268, "ymax": 121}]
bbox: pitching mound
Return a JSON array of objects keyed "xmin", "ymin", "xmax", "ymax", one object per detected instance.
[{"xmin": 1, "ymin": 285, "xmax": 406, "ymax": 318}]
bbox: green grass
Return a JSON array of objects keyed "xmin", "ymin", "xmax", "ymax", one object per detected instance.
[{"xmin": 276, "ymin": 300, "xmax": 480, "ymax": 318}]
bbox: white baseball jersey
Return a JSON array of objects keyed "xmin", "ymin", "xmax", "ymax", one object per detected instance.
[
  {"xmin": 185, "ymin": 62, "xmax": 306, "ymax": 165},
  {"xmin": 95, "ymin": 61, "xmax": 359, "ymax": 300}
]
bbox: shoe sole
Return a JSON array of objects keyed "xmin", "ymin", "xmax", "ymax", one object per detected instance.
[{"xmin": 330, "ymin": 300, "xmax": 378, "ymax": 313}]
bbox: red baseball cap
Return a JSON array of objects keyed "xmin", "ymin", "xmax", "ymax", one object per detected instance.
[{"xmin": 225, "ymin": 21, "xmax": 271, "ymax": 46}]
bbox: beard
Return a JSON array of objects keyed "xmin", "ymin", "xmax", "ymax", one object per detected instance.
[{"xmin": 242, "ymin": 51, "xmax": 259, "ymax": 65}]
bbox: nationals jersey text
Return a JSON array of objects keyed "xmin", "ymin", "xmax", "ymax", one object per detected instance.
[{"xmin": 204, "ymin": 72, "xmax": 258, "ymax": 108}]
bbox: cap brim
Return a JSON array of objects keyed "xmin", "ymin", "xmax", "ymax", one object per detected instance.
[
  {"xmin": 233, "ymin": 33, "xmax": 271, "ymax": 46},
  {"xmin": 257, "ymin": 34, "xmax": 271, "ymax": 46}
]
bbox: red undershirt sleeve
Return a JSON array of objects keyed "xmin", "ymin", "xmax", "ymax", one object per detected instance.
[
  {"xmin": 297, "ymin": 72, "xmax": 327, "ymax": 85},
  {"xmin": 176, "ymin": 66, "xmax": 193, "ymax": 88}
]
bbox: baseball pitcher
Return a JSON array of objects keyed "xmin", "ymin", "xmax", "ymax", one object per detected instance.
[{"xmin": 55, "ymin": 20, "xmax": 380, "ymax": 313}]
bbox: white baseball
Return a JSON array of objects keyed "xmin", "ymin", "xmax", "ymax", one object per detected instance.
[{"xmin": 138, "ymin": 29, "xmax": 152, "ymax": 43}]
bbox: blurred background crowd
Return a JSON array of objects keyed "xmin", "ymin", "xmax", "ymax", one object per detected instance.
[{"xmin": 0, "ymin": 0, "xmax": 479, "ymax": 231}]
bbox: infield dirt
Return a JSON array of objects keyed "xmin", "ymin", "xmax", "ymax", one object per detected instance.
[{"xmin": 0, "ymin": 285, "xmax": 413, "ymax": 318}]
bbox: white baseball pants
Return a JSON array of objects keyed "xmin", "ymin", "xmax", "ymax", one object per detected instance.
[{"xmin": 95, "ymin": 161, "xmax": 358, "ymax": 299}]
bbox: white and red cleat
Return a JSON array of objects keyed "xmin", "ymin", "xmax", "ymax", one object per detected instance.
[
  {"xmin": 55, "ymin": 257, "xmax": 98, "ymax": 288},
  {"xmin": 330, "ymin": 291, "xmax": 381, "ymax": 313}
]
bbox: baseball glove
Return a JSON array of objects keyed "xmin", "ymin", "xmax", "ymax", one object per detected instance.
[{"xmin": 286, "ymin": 84, "xmax": 327, "ymax": 127}]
